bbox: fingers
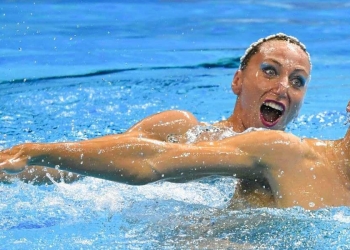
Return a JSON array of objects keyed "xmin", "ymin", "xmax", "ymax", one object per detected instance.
[
  {"xmin": 347, "ymin": 101, "xmax": 350, "ymax": 113},
  {"xmin": 0, "ymin": 145, "xmax": 28, "ymax": 174},
  {"xmin": 0, "ymin": 158, "xmax": 25, "ymax": 174}
]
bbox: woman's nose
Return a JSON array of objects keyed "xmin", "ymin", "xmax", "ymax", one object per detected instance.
[{"xmin": 272, "ymin": 79, "xmax": 289, "ymax": 96}]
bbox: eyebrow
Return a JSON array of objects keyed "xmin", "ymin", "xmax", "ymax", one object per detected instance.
[{"xmin": 265, "ymin": 59, "xmax": 309, "ymax": 75}]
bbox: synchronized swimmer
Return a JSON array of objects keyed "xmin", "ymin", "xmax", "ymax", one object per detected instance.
[{"xmin": 1, "ymin": 33, "xmax": 349, "ymax": 210}]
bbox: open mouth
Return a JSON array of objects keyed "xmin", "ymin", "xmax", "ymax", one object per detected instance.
[{"xmin": 260, "ymin": 100, "xmax": 285, "ymax": 127}]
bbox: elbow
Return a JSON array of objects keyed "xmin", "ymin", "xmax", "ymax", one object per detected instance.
[
  {"xmin": 126, "ymin": 159, "xmax": 163, "ymax": 185},
  {"xmin": 109, "ymin": 159, "xmax": 162, "ymax": 185}
]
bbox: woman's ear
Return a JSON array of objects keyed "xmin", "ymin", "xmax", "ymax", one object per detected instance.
[{"xmin": 232, "ymin": 70, "xmax": 243, "ymax": 95}]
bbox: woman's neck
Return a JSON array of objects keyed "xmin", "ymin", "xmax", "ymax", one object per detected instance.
[{"xmin": 215, "ymin": 116, "xmax": 246, "ymax": 133}]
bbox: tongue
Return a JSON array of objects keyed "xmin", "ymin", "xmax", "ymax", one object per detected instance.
[{"xmin": 261, "ymin": 106, "xmax": 281, "ymax": 123}]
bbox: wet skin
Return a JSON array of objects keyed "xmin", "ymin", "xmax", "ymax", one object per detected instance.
[
  {"xmin": 227, "ymin": 39, "xmax": 311, "ymax": 132},
  {"xmin": 0, "ymin": 39, "xmax": 316, "ymax": 209},
  {"xmin": 0, "ymin": 101, "xmax": 349, "ymax": 210},
  {"xmin": 216, "ymin": 39, "xmax": 311, "ymax": 207}
]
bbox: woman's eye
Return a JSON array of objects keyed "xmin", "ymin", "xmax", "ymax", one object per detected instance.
[
  {"xmin": 291, "ymin": 77, "xmax": 305, "ymax": 88},
  {"xmin": 262, "ymin": 66, "xmax": 277, "ymax": 77},
  {"xmin": 265, "ymin": 69, "xmax": 276, "ymax": 76}
]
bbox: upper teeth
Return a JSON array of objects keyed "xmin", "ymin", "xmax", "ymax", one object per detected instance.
[{"xmin": 265, "ymin": 102, "xmax": 283, "ymax": 111}]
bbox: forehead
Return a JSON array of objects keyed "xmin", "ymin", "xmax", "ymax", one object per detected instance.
[{"xmin": 254, "ymin": 40, "xmax": 311, "ymax": 73}]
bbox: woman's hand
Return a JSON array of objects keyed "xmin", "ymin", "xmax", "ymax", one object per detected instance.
[{"xmin": 0, "ymin": 144, "xmax": 30, "ymax": 174}]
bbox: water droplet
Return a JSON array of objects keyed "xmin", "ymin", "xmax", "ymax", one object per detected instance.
[{"xmin": 309, "ymin": 202, "xmax": 315, "ymax": 208}]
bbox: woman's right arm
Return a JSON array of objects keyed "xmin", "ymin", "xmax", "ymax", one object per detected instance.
[{"xmin": 0, "ymin": 130, "xmax": 308, "ymax": 185}]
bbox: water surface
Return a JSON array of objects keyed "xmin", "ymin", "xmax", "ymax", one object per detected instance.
[{"xmin": 0, "ymin": 1, "xmax": 350, "ymax": 249}]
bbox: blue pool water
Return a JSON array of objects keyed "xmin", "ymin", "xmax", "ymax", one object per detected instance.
[{"xmin": 1, "ymin": 1, "xmax": 350, "ymax": 249}]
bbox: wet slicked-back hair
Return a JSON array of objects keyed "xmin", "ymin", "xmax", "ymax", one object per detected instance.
[{"xmin": 239, "ymin": 33, "xmax": 311, "ymax": 70}]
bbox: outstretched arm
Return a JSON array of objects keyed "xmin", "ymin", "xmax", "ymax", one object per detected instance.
[
  {"xmin": 0, "ymin": 130, "xmax": 308, "ymax": 185},
  {"xmin": 0, "ymin": 133, "xmax": 163, "ymax": 184},
  {"xmin": 0, "ymin": 109, "xmax": 200, "ymax": 185}
]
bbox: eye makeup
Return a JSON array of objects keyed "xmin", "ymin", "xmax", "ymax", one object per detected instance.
[
  {"xmin": 290, "ymin": 73, "xmax": 307, "ymax": 88},
  {"xmin": 260, "ymin": 62, "xmax": 278, "ymax": 77}
]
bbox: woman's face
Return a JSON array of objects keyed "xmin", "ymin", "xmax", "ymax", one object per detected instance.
[{"xmin": 233, "ymin": 39, "xmax": 311, "ymax": 131}]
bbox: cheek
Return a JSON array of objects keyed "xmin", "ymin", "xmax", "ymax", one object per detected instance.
[
  {"xmin": 252, "ymin": 74, "xmax": 273, "ymax": 91},
  {"xmin": 290, "ymin": 90, "xmax": 306, "ymax": 104},
  {"xmin": 241, "ymin": 85, "xmax": 258, "ymax": 101},
  {"xmin": 243, "ymin": 75, "xmax": 268, "ymax": 92},
  {"xmin": 259, "ymin": 81, "xmax": 273, "ymax": 91},
  {"xmin": 240, "ymin": 89, "xmax": 260, "ymax": 111},
  {"xmin": 289, "ymin": 91, "xmax": 306, "ymax": 114}
]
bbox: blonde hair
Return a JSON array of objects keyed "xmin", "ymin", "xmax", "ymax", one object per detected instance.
[{"xmin": 239, "ymin": 33, "xmax": 311, "ymax": 70}]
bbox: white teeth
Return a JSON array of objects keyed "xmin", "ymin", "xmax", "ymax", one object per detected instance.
[{"xmin": 265, "ymin": 102, "xmax": 284, "ymax": 111}]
